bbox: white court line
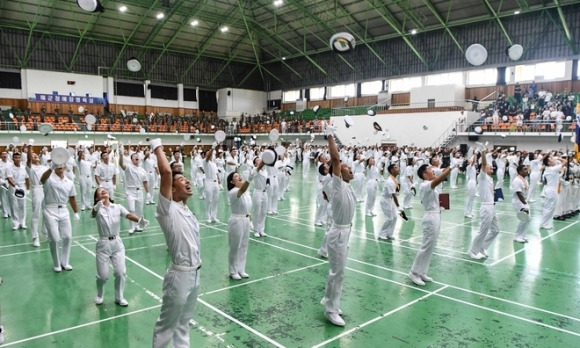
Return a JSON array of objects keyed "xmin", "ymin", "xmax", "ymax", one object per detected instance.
[
  {"xmin": 312, "ymin": 286, "xmax": 449, "ymax": 348},
  {"xmin": 1, "ymin": 304, "xmax": 161, "ymax": 347},
  {"xmin": 488, "ymin": 221, "xmax": 580, "ymax": 266}
]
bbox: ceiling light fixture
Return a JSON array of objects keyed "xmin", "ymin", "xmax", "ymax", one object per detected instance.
[
  {"xmin": 190, "ymin": 20, "xmax": 198, "ymax": 26},
  {"xmin": 156, "ymin": 13, "xmax": 165, "ymax": 19},
  {"xmin": 119, "ymin": 5, "xmax": 127, "ymax": 12},
  {"xmin": 514, "ymin": 10, "xmax": 520, "ymax": 14},
  {"xmin": 282, "ymin": 57, "xmax": 286, "ymax": 60},
  {"xmin": 274, "ymin": 0, "xmax": 283, "ymax": 6},
  {"xmin": 220, "ymin": 26, "xmax": 229, "ymax": 33},
  {"xmin": 411, "ymin": 29, "xmax": 417, "ymax": 35}
]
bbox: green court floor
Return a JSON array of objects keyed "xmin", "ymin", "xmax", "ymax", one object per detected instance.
[{"xmin": 0, "ymin": 164, "xmax": 579, "ymax": 347}]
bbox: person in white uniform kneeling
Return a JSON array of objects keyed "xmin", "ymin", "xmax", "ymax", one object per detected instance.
[
  {"xmin": 227, "ymin": 160, "xmax": 264, "ymax": 279},
  {"xmin": 91, "ymin": 187, "xmax": 148, "ymax": 306}
]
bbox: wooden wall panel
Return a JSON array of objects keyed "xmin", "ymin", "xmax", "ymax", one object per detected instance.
[{"xmin": 391, "ymin": 93, "xmax": 410, "ymax": 105}]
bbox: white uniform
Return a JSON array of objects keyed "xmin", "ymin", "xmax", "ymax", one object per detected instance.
[
  {"xmin": 152, "ymin": 195, "xmax": 201, "ymax": 348},
  {"xmin": 527, "ymin": 158, "xmax": 542, "ymax": 201},
  {"xmin": 512, "ymin": 176, "xmax": 530, "ymax": 241},
  {"xmin": 379, "ymin": 175, "xmax": 399, "ymax": 239},
  {"xmin": 266, "ymin": 165, "xmax": 279, "ymax": 214},
  {"xmin": 351, "ymin": 160, "xmax": 365, "ymax": 201},
  {"xmin": 401, "ymin": 165, "xmax": 414, "ymax": 209},
  {"xmin": 464, "ymin": 162, "xmax": 477, "ymax": 217},
  {"xmin": 0, "ymin": 160, "xmax": 11, "ymax": 218},
  {"xmin": 27, "ymin": 163, "xmax": 48, "ymax": 240},
  {"xmin": 143, "ymin": 156, "xmax": 158, "ymax": 203},
  {"xmin": 43, "ymin": 172, "xmax": 77, "ymax": 269},
  {"xmin": 365, "ymin": 165, "xmax": 381, "ymax": 216},
  {"xmin": 410, "ymin": 180, "xmax": 441, "ymax": 277},
  {"xmin": 228, "ymin": 187, "xmax": 252, "ymax": 277},
  {"xmin": 78, "ymin": 159, "xmax": 94, "ymax": 210},
  {"xmin": 6, "ymin": 164, "xmax": 28, "ymax": 229},
  {"xmin": 321, "ymin": 175, "xmax": 355, "ymax": 315},
  {"xmin": 93, "ymin": 203, "xmax": 129, "ymax": 302},
  {"xmin": 203, "ymin": 158, "xmax": 220, "ymax": 222},
  {"xmin": 539, "ymin": 163, "xmax": 562, "ymax": 229},
  {"xmin": 123, "ymin": 163, "xmax": 148, "ymax": 232},
  {"xmin": 495, "ymin": 156, "xmax": 507, "ymax": 189},
  {"xmin": 251, "ymin": 167, "xmax": 269, "ymax": 237},
  {"xmin": 95, "ymin": 162, "xmax": 116, "ymax": 198},
  {"xmin": 469, "ymin": 171, "xmax": 500, "ymax": 255}
]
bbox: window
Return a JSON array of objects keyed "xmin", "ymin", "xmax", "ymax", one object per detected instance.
[
  {"xmin": 327, "ymin": 83, "xmax": 355, "ymax": 99},
  {"xmin": 310, "ymin": 87, "xmax": 325, "ymax": 100},
  {"xmin": 514, "ymin": 61, "xmax": 566, "ymax": 82},
  {"xmin": 360, "ymin": 80, "xmax": 383, "ymax": 95},
  {"xmin": 283, "ymin": 90, "xmax": 300, "ymax": 102},
  {"xmin": 425, "ymin": 72, "xmax": 463, "ymax": 86},
  {"xmin": 389, "ymin": 77, "xmax": 421, "ymax": 92},
  {"xmin": 466, "ymin": 68, "xmax": 497, "ymax": 86}
]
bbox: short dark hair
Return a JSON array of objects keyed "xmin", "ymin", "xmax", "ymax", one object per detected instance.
[
  {"xmin": 226, "ymin": 171, "xmax": 237, "ymax": 191},
  {"xmin": 417, "ymin": 164, "xmax": 429, "ymax": 179},
  {"xmin": 517, "ymin": 164, "xmax": 527, "ymax": 174},
  {"xmin": 318, "ymin": 163, "xmax": 328, "ymax": 176},
  {"xmin": 387, "ymin": 163, "xmax": 398, "ymax": 175}
]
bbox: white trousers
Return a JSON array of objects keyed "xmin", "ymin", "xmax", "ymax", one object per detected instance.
[
  {"xmin": 366, "ymin": 180, "xmax": 378, "ymax": 214},
  {"xmin": 0, "ymin": 185, "xmax": 11, "ymax": 217},
  {"xmin": 196, "ymin": 176, "xmax": 205, "ymax": 198},
  {"xmin": 411, "ymin": 213, "xmax": 440, "ymax": 276},
  {"xmin": 31, "ymin": 187, "xmax": 44, "ymax": 239},
  {"xmin": 95, "ymin": 238, "xmax": 126, "ymax": 300},
  {"xmin": 322, "ymin": 223, "xmax": 351, "ymax": 314},
  {"xmin": 228, "ymin": 215, "xmax": 251, "ymax": 276},
  {"xmin": 252, "ymin": 190, "xmax": 268, "ymax": 234},
  {"xmin": 267, "ymin": 180, "xmax": 278, "ymax": 213},
  {"xmin": 302, "ymin": 161, "xmax": 310, "ymax": 179},
  {"xmin": 539, "ymin": 187, "xmax": 558, "ymax": 228},
  {"xmin": 513, "ymin": 201, "xmax": 531, "ymax": 240},
  {"xmin": 464, "ymin": 179, "xmax": 477, "ymax": 216},
  {"xmin": 379, "ymin": 198, "xmax": 397, "ymax": 238},
  {"xmin": 204, "ymin": 181, "xmax": 219, "ymax": 220},
  {"xmin": 352, "ymin": 173, "xmax": 364, "ymax": 201},
  {"xmin": 126, "ymin": 188, "xmax": 144, "ymax": 230},
  {"xmin": 469, "ymin": 205, "xmax": 500, "ymax": 253},
  {"xmin": 315, "ymin": 188, "xmax": 328, "ymax": 224},
  {"xmin": 79, "ymin": 175, "xmax": 93, "ymax": 209},
  {"xmin": 401, "ymin": 181, "xmax": 413, "ymax": 208},
  {"xmin": 152, "ymin": 267, "xmax": 200, "ymax": 348},
  {"xmin": 9, "ymin": 186, "xmax": 26, "ymax": 228},
  {"xmin": 450, "ymin": 168, "xmax": 459, "ymax": 188},
  {"xmin": 495, "ymin": 168, "xmax": 505, "ymax": 189},
  {"xmin": 527, "ymin": 172, "xmax": 541, "ymax": 200},
  {"xmin": 44, "ymin": 205, "xmax": 72, "ymax": 268}
]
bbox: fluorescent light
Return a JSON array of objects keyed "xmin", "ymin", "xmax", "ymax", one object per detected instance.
[
  {"xmin": 411, "ymin": 29, "xmax": 417, "ymax": 35},
  {"xmin": 220, "ymin": 26, "xmax": 228, "ymax": 33},
  {"xmin": 514, "ymin": 10, "xmax": 520, "ymax": 14},
  {"xmin": 190, "ymin": 20, "xmax": 198, "ymax": 26},
  {"xmin": 156, "ymin": 13, "xmax": 165, "ymax": 19},
  {"xmin": 119, "ymin": 5, "xmax": 127, "ymax": 13},
  {"xmin": 282, "ymin": 57, "xmax": 286, "ymax": 60},
  {"xmin": 274, "ymin": 0, "xmax": 283, "ymax": 6}
]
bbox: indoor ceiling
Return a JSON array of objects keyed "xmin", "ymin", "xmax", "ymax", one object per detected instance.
[{"xmin": 0, "ymin": 0, "xmax": 577, "ymax": 77}]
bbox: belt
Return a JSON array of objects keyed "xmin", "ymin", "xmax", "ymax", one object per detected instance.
[
  {"xmin": 231, "ymin": 214, "xmax": 250, "ymax": 218},
  {"xmin": 46, "ymin": 204, "xmax": 66, "ymax": 208},
  {"xmin": 127, "ymin": 187, "xmax": 140, "ymax": 190},
  {"xmin": 481, "ymin": 202, "xmax": 495, "ymax": 205},
  {"xmin": 100, "ymin": 236, "xmax": 117, "ymax": 240},
  {"xmin": 333, "ymin": 222, "xmax": 352, "ymax": 228},
  {"xmin": 425, "ymin": 211, "xmax": 440, "ymax": 214},
  {"xmin": 170, "ymin": 263, "xmax": 202, "ymax": 272}
]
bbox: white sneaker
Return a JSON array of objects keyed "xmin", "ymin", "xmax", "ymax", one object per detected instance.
[
  {"xmin": 420, "ymin": 274, "xmax": 433, "ymax": 282},
  {"xmin": 115, "ymin": 298, "xmax": 129, "ymax": 307},
  {"xmin": 317, "ymin": 249, "xmax": 328, "ymax": 258},
  {"xmin": 128, "ymin": 229, "xmax": 135, "ymax": 235},
  {"xmin": 32, "ymin": 238, "xmax": 40, "ymax": 247},
  {"xmin": 259, "ymin": 232, "xmax": 267, "ymax": 237},
  {"xmin": 62, "ymin": 264, "xmax": 73, "ymax": 271},
  {"xmin": 464, "ymin": 215, "xmax": 473, "ymax": 219},
  {"xmin": 468, "ymin": 251, "xmax": 485, "ymax": 259},
  {"xmin": 230, "ymin": 273, "xmax": 242, "ymax": 280},
  {"xmin": 95, "ymin": 296, "xmax": 104, "ymax": 305},
  {"xmin": 239, "ymin": 272, "xmax": 249, "ymax": 278},
  {"xmin": 315, "ymin": 222, "xmax": 323, "ymax": 226},
  {"xmin": 513, "ymin": 238, "xmax": 527, "ymax": 243},
  {"xmin": 53, "ymin": 266, "xmax": 62, "ymax": 273},
  {"xmin": 529, "ymin": 199, "xmax": 536, "ymax": 203},
  {"xmin": 254, "ymin": 232, "xmax": 261, "ymax": 237},
  {"xmin": 480, "ymin": 249, "xmax": 489, "ymax": 258},
  {"xmin": 408, "ymin": 272, "xmax": 425, "ymax": 286},
  {"xmin": 324, "ymin": 312, "xmax": 345, "ymax": 326}
]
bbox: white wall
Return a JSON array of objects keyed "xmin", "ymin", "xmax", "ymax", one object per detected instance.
[
  {"xmin": 410, "ymin": 84, "xmax": 465, "ymax": 107},
  {"xmin": 330, "ymin": 111, "xmax": 464, "ymax": 147},
  {"xmin": 25, "ymin": 69, "xmax": 103, "ymax": 98},
  {"xmin": 268, "ymin": 90, "xmax": 282, "ymax": 100},
  {"xmin": 0, "ymin": 88, "xmax": 24, "ymax": 99},
  {"xmin": 217, "ymin": 88, "xmax": 267, "ymax": 118}
]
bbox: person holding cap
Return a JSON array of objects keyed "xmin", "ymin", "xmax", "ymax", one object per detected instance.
[
  {"xmin": 227, "ymin": 160, "xmax": 264, "ymax": 279},
  {"xmin": 6, "ymin": 152, "xmax": 29, "ymax": 230},
  {"xmin": 91, "ymin": 187, "xmax": 149, "ymax": 307},
  {"xmin": 408, "ymin": 159, "xmax": 454, "ymax": 286},
  {"xmin": 203, "ymin": 145, "xmax": 221, "ymax": 223},
  {"xmin": 378, "ymin": 163, "xmax": 401, "ymax": 240},
  {"xmin": 26, "ymin": 150, "xmax": 49, "ymax": 247},
  {"xmin": 467, "ymin": 148, "xmax": 500, "ymax": 259},
  {"xmin": 320, "ymin": 133, "xmax": 355, "ymax": 327},
  {"xmin": 40, "ymin": 162, "xmax": 80, "ymax": 272},
  {"xmin": 150, "ymin": 138, "xmax": 202, "ymax": 348},
  {"xmin": 77, "ymin": 151, "xmax": 95, "ymax": 211},
  {"xmin": 94, "ymin": 151, "xmax": 116, "ymax": 199},
  {"xmin": 250, "ymin": 157, "xmax": 269, "ymax": 238}
]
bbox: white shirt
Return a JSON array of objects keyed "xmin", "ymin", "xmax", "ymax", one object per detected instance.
[
  {"xmin": 156, "ymin": 194, "xmax": 201, "ymax": 268},
  {"xmin": 203, "ymin": 159, "xmax": 219, "ymax": 181},
  {"xmin": 329, "ymin": 175, "xmax": 355, "ymax": 225},
  {"xmin": 95, "ymin": 162, "xmax": 116, "ymax": 181},
  {"xmin": 43, "ymin": 173, "xmax": 76, "ymax": 205},
  {"xmin": 229, "ymin": 187, "xmax": 252, "ymax": 215},
  {"xmin": 94, "ymin": 203, "xmax": 129, "ymax": 238},
  {"xmin": 124, "ymin": 164, "xmax": 147, "ymax": 189},
  {"xmin": 512, "ymin": 176, "xmax": 529, "ymax": 205},
  {"xmin": 544, "ymin": 164, "xmax": 562, "ymax": 188},
  {"xmin": 477, "ymin": 171, "xmax": 494, "ymax": 204},
  {"xmin": 6, "ymin": 164, "xmax": 28, "ymax": 186},
  {"xmin": 419, "ymin": 180, "xmax": 440, "ymax": 212},
  {"xmin": 27, "ymin": 164, "xmax": 48, "ymax": 187}
]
